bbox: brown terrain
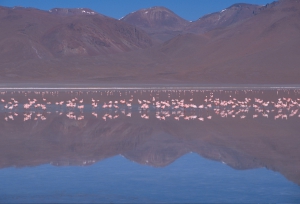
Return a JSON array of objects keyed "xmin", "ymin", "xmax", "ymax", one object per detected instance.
[
  {"xmin": 186, "ymin": 3, "xmax": 263, "ymax": 33},
  {"xmin": 0, "ymin": 6, "xmax": 152, "ymax": 60},
  {"xmin": 0, "ymin": 0, "xmax": 300, "ymax": 84},
  {"xmin": 121, "ymin": 6, "xmax": 189, "ymax": 42},
  {"xmin": 0, "ymin": 113, "xmax": 299, "ymax": 185}
]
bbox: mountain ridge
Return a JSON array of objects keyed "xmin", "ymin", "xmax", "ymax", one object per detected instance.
[
  {"xmin": 1, "ymin": 0, "xmax": 300, "ymax": 84},
  {"xmin": 0, "ymin": 5, "xmax": 153, "ymax": 61},
  {"xmin": 186, "ymin": 3, "xmax": 263, "ymax": 33}
]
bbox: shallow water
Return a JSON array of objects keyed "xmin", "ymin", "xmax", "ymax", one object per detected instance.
[{"xmin": 0, "ymin": 89, "xmax": 299, "ymax": 203}]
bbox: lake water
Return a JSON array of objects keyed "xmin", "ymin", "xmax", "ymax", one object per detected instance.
[{"xmin": 0, "ymin": 88, "xmax": 300, "ymax": 203}]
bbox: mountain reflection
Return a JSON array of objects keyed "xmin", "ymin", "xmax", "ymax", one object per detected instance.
[{"xmin": 0, "ymin": 89, "xmax": 300, "ymax": 185}]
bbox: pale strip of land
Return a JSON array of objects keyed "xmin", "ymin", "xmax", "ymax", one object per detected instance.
[{"xmin": 0, "ymin": 83, "xmax": 300, "ymax": 90}]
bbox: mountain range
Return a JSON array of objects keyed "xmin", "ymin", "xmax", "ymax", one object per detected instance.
[{"xmin": 0, "ymin": 0, "xmax": 300, "ymax": 84}]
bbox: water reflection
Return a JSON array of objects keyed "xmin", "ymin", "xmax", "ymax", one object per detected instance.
[{"xmin": 0, "ymin": 89, "xmax": 300, "ymax": 202}]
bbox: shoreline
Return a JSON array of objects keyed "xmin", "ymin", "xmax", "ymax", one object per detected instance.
[{"xmin": 0, "ymin": 83, "xmax": 300, "ymax": 90}]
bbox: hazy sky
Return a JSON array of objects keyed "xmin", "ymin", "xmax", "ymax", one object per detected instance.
[{"xmin": 0, "ymin": 0, "xmax": 273, "ymax": 21}]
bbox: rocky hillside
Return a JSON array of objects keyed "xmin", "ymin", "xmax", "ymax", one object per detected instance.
[
  {"xmin": 1, "ymin": 0, "xmax": 300, "ymax": 84},
  {"xmin": 0, "ymin": 6, "xmax": 153, "ymax": 62},
  {"xmin": 186, "ymin": 3, "xmax": 262, "ymax": 33},
  {"xmin": 121, "ymin": 6, "xmax": 189, "ymax": 42}
]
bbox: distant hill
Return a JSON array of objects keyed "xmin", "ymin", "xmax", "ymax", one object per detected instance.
[
  {"xmin": 143, "ymin": 0, "xmax": 300, "ymax": 84},
  {"xmin": 121, "ymin": 4, "xmax": 262, "ymax": 42},
  {"xmin": 121, "ymin": 6, "xmax": 189, "ymax": 42},
  {"xmin": 186, "ymin": 3, "xmax": 262, "ymax": 33},
  {"xmin": 0, "ymin": 6, "xmax": 153, "ymax": 63}
]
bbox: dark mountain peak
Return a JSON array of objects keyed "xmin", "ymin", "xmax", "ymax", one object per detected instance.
[
  {"xmin": 142, "ymin": 6, "xmax": 179, "ymax": 15},
  {"xmin": 121, "ymin": 6, "xmax": 188, "ymax": 28},
  {"xmin": 121, "ymin": 6, "xmax": 188, "ymax": 42},
  {"xmin": 141, "ymin": 6, "xmax": 173, "ymax": 12},
  {"xmin": 0, "ymin": 5, "xmax": 47, "ymax": 15},
  {"xmin": 1, "ymin": 6, "xmax": 36, "ymax": 10},
  {"xmin": 203, "ymin": 3, "xmax": 262, "ymax": 19},
  {"xmin": 187, "ymin": 3, "xmax": 261, "ymax": 33},
  {"xmin": 228, "ymin": 2, "xmax": 261, "ymax": 8},
  {"xmin": 49, "ymin": 8, "xmax": 98, "ymax": 16},
  {"xmin": 255, "ymin": 0, "xmax": 300, "ymax": 13}
]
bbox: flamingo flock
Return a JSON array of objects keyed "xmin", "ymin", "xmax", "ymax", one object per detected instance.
[{"xmin": 0, "ymin": 89, "xmax": 300, "ymax": 122}]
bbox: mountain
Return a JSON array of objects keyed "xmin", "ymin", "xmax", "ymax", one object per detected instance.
[
  {"xmin": 0, "ymin": 6, "xmax": 153, "ymax": 63},
  {"xmin": 49, "ymin": 7, "xmax": 99, "ymax": 16},
  {"xmin": 186, "ymin": 3, "xmax": 262, "ymax": 33},
  {"xmin": 121, "ymin": 6, "xmax": 189, "ymax": 42},
  {"xmin": 144, "ymin": 0, "xmax": 300, "ymax": 84},
  {"xmin": 1, "ymin": 0, "xmax": 300, "ymax": 84},
  {"xmin": 121, "ymin": 4, "xmax": 262, "ymax": 42}
]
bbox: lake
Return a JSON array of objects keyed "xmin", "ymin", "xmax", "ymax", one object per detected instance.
[{"xmin": 0, "ymin": 88, "xmax": 300, "ymax": 203}]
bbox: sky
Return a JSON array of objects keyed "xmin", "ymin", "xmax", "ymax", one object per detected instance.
[{"xmin": 0, "ymin": 0, "xmax": 274, "ymax": 21}]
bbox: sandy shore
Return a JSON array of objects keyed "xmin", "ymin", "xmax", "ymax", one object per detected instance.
[{"xmin": 0, "ymin": 83, "xmax": 300, "ymax": 90}]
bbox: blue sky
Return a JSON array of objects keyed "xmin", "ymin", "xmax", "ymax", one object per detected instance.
[{"xmin": 0, "ymin": 0, "xmax": 274, "ymax": 21}]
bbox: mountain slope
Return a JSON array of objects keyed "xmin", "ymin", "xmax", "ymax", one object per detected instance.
[
  {"xmin": 0, "ymin": 6, "xmax": 153, "ymax": 62},
  {"xmin": 186, "ymin": 3, "xmax": 262, "ymax": 33},
  {"xmin": 121, "ymin": 4, "xmax": 262, "ymax": 42},
  {"xmin": 121, "ymin": 6, "xmax": 189, "ymax": 42},
  {"xmin": 145, "ymin": 0, "xmax": 300, "ymax": 84},
  {"xmin": 1, "ymin": 1, "xmax": 300, "ymax": 84}
]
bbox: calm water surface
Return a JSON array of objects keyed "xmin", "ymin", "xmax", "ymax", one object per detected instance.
[{"xmin": 0, "ymin": 88, "xmax": 299, "ymax": 203}]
